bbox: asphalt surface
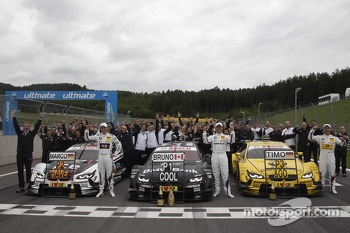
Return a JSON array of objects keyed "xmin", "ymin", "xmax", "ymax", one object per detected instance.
[{"xmin": 0, "ymin": 159, "xmax": 350, "ymax": 233}]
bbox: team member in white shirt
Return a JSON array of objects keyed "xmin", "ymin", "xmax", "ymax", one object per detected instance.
[
  {"xmin": 251, "ymin": 122, "xmax": 261, "ymax": 140},
  {"xmin": 133, "ymin": 123, "xmax": 148, "ymax": 165},
  {"xmin": 282, "ymin": 121, "xmax": 296, "ymax": 151},
  {"xmin": 145, "ymin": 124, "xmax": 158, "ymax": 164},
  {"xmin": 258, "ymin": 120, "xmax": 274, "ymax": 138}
]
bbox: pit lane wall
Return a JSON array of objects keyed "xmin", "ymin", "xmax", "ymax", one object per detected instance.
[{"xmin": 0, "ymin": 135, "xmax": 42, "ymax": 166}]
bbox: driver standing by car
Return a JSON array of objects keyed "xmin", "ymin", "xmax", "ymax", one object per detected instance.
[
  {"xmin": 84, "ymin": 122, "xmax": 122, "ymax": 197},
  {"xmin": 203, "ymin": 122, "xmax": 235, "ymax": 198},
  {"xmin": 308, "ymin": 124, "xmax": 345, "ymax": 194}
]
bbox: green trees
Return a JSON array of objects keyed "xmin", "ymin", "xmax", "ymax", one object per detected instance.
[{"xmin": 1, "ymin": 67, "xmax": 349, "ymax": 119}]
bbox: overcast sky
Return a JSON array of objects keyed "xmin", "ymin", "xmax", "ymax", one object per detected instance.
[{"xmin": 1, "ymin": 0, "xmax": 349, "ymax": 93}]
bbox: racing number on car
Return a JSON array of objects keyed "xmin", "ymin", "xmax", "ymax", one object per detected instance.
[
  {"xmin": 161, "ymin": 162, "xmax": 173, "ymax": 171},
  {"xmin": 56, "ymin": 161, "xmax": 64, "ymax": 169},
  {"xmin": 51, "ymin": 170, "xmax": 69, "ymax": 178},
  {"xmin": 51, "ymin": 161, "xmax": 69, "ymax": 178},
  {"xmin": 274, "ymin": 160, "xmax": 287, "ymax": 178},
  {"xmin": 160, "ymin": 162, "xmax": 178, "ymax": 181},
  {"xmin": 274, "ymin": 169, "xmax": 288, "ymax": 178},
  {"xmin": 275, "ymin": 160, "xmax": 285, "ymax": 169}
]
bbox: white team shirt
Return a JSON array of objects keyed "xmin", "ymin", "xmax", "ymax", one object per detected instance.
[
  {"xmin": 157, "ymin": 128, "xmax": 166, "ymax": 145},
  {"xmin": 135, "ymin": 131, "xmax": 147, "ymax": 151},
  {"xmin": 282, "ymin": 127, "xmax": 295, "ymax": 146},
  {"xmin": 261, "ymin": 127, "xmax": 273, "ymax": 136},
  {"xmin": 251, "ymin": 127, "xmax": 261, "ymax": 140},
  {"xmin": 146, "ymin": 130, "xmax": 158, "ymax": 148}
]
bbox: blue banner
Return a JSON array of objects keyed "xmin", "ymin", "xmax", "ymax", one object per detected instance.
[{"xmin": 4, "ymin": 90, "xmax": 118, "ymax": 135}]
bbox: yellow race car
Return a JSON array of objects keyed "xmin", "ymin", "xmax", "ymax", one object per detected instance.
[{"xmin": 232, "ymin": 140, "xmax": 323, "ymax": 196}]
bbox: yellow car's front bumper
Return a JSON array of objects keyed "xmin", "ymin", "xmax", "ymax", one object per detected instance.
[{"xmin": 239, "ymin": 178, "xmax": 323, "ymax": 196}]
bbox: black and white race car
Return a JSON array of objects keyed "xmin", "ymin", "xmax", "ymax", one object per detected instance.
[
  {"xmin": 27, "ymin": 142, "xmax": 126, "ymax": 196},
  {"xmin": 128, "ymin": 141, "xmax": 213, "ymax": 201}
]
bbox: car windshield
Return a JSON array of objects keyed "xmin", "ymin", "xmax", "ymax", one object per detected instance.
[
  {"xmin": 68, "ymin": 149, "xmax": 98, "ymax": 161},
  {"xmin": 246, "ymin": 147, "xmax": 294, "ymax": 159},
  {"xmin": 182, "ymin": 151, "xmax": 201, "ymax": 161}
]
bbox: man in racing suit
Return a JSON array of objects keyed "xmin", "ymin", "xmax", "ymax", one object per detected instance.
[
  {"xmin": 203, "ymin": 122, "xmax": 235, "ymax": 198},
  {"xmin": 308, "ymin": 124, "xmax": 345, "ymax": 194},
  {"xmin": 85, "ymin": 122, "xmax": 122, "ymax": 197}
]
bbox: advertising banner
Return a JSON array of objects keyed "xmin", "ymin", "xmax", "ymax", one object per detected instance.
[{"xmin": 4, "ymin": 90, "xmax": 118, "ymax": 135}]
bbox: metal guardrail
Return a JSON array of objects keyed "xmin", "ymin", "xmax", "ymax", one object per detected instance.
[{"xmin": 0, "ymin": 94, "xmax": 131, "ymax": 134}]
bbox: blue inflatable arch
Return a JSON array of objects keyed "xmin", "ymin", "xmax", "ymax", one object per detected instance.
[{"xmin": 4, "ymin": 90, "xmax": 118, "ymax": 135}]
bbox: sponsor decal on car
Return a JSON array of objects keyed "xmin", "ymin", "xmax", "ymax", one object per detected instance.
[
  {"xmin": 162, "ymin": 186, "xmax": 178, "ymax": 192},
  {"xmin": 159, "ymin": 172, "xmax": 178, "ymax": 181},
  {"xmin": 74, "ymin": 181, "xmax": 89, "ymax": 187},
  {"xmin": 250, "ymin": 145, "xmax": 290, "ymax": 149},
  {"xmin": 49, "ymin": 152, "xmax": 76, "ymax": 161},
  {"xmin": 185, "ymin": 184, "xmax": 200, "ymax": 188},
  {"xmin": 49, "ymin": 181, "xmax": 68, "ymax": 188},
  {"xmin": 142, "ymin": 168, "xmax": 198, "ymax": 174},
  {"xmin": 265, "ymin": 151, "xmax": 294, "ymax": 160},
  {"xmin": 154, "ymin": 147, "xmax": 197, "ymax": 152}
]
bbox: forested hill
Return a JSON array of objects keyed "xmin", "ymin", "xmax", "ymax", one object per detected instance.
[{"xmin": 1, "ymin": 67, "xmax": 349, "ymax": 119}]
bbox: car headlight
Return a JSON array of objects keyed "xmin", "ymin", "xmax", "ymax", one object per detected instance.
[
  {"xmin": 131, "ymin": 168, "xmax": 141, "ymax": 173},
  {"xmin": 190, "ymin": 176, "xmax": 203, "ymax": 183},
  {"xmin": 248, "ymin": 171, "xmax": 264, "ymax": 179},
  {"xmin": 76, "ymin": 170, "xmax": 96, "ymax": 180},
  {"xmin": 137, "ymin": 174, "xmax": 149, "ymax": 183},
  {"xmin": 302, "ymin": 172, "xmax": 313, "ymax": 179}
]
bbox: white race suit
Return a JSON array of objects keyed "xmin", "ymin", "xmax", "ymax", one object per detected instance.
[
  {"xmin": 203, "ymin": 131, "xmax": 235, "ymax": 194},
  {"xmin": 308, "ymin": 131, "xmax": 344, "ymax": 186},
  {"xmin": 85, "ymin": 131, "xmax": 122, "ymax": 191}
]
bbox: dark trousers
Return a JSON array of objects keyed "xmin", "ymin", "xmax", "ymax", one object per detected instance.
[
  {"xmin": 335, "ymin": 147, "xmax": 347, "ymax": 174},
  {"xmin": 134, "ymin": 149, "xmax": 146, "ymax": 165},
  {"xmin": 42, "ymin": 151, "xmax": 49, "ymax": 163},
  {"xmin": 17, "ymin": 152, "xmax": 33, "ymax": 188},
  {"xmin": 298, "ymin": 147, "xmax": 310, "ymax": 162},
  {"xmin": 123, "ymin": 150, "xmax": 135, "ymax": 175},
  {"xmin": 290, "ymin": 145, "xmax": 296, "ymax": 153},
  {"xmin": 226, "ymin": 152, "xmax": 233, "ymax": 174},
  {"xmin": 144, "ymin": 147, "xmax": 156, "ymax": 164},
  {"xmin": 310, "ymin": 144, "xmax": 319, "ymax": 166}
]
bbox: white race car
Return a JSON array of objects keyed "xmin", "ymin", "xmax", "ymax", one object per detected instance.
[{"xmin": 27, "ymin": 142, "xmax": 126, "ymax": 196}]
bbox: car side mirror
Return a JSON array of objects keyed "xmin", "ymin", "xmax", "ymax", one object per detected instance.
[
  {"xmin": 297, "ymin": 152, "xmax": 303, "ymax": 158},
  {"xmin": 236, "ymin": 152, "xmax": 243, "ymax": 160}
]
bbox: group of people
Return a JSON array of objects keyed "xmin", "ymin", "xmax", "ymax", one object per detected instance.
[
  {"xmin": 12, "ymin": 110, "xmax": 348, "ymax": 197},
  {"xmin": 229, "ymin": 114, "xmax": 348, "ymax": 194},
  {"xmin": 36, "ymin": 116, "xmax": 88, "ymax": 163},
  {"xmin": 11, "ymin": 110, "xmax": 120, "ymax": 197}
]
